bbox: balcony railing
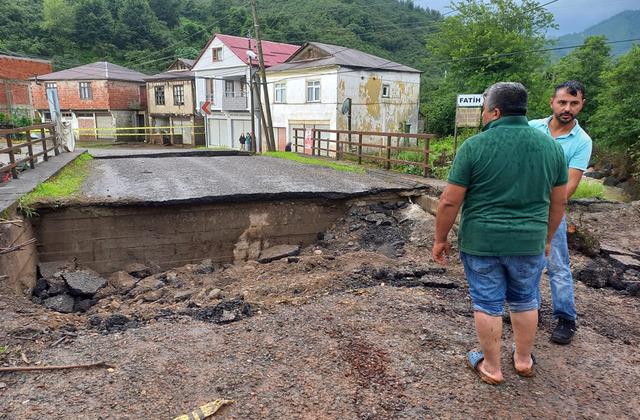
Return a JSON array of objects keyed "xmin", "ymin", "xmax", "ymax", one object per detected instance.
[{"xmin": 221, "ymin": 93, "xmax": 247, "ymax": 111}]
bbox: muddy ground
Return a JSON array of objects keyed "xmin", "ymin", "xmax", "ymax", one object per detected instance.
[{"xmin": 1, "ymin": 200, "xmax": 639, "ymax": 419}]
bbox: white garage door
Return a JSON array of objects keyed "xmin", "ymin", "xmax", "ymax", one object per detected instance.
[{"xmin": 208, "ymin": 118, "xmax": 231, "ymax": 148}]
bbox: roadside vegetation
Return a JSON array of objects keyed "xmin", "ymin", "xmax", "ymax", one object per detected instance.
[
  {"xmin": 18, "ymin": 152, "xmax": 93, "ymax": 214},
  {"xmin": 263, "ymin": 151, "xmax": 365, "ymax": 174},
  {"xmin": 573, "ymin": 180, "xmax": 605, "ymax": 200}
]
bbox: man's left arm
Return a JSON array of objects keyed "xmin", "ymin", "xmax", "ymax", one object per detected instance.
[
  {"xmin": 566, "ymin": 168, "xmax": 583, "ymax": 199},
  {"xmin": 567, "ymin": 138, "xmax": 593, "ymax": 199},
  {"xmin": 432, "ymin": 184, "xmax": 466, "ymax": 265}
]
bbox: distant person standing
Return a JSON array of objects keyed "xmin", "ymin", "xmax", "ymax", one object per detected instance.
[
  {"xmin": 238, "ymin": 132, "xmax": 246, "ymax": 151},
  {"xmin": 245, "ymin": 131, "xmax": 253, "ymax": 152},
  {"xmin": 529, "ymin": 80, "xmax": 593, "ymax": 345}
]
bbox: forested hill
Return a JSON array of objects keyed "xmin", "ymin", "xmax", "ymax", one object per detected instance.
[
  {"xmin": 0, "ymin": 0, "xmax": 441, "ymax": 74},
  {"xmin": 554, "ymin": 10, "xmax": 640, "ymax": 57}
]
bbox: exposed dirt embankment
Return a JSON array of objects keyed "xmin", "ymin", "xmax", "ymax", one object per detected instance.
[{"xmin": 1, "ymin": 199, "xmax": 639, "ymax": 419}]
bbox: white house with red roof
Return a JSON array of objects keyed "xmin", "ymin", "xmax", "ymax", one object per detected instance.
[{"xmin": 192, "ymin": 33, "xmax": 298, "ymax": 150}]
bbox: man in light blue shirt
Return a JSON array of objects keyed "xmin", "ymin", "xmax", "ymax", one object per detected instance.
[{"xmin": 529, "ymin": 80, "xmax": 593, "ymax": 345}]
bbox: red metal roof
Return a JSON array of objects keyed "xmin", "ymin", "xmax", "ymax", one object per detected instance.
[{"xmin": 215, "ymin": 34, "xmax": 299, "ymax": 67}]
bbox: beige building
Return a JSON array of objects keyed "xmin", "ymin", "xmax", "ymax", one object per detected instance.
[{"xmin": 145, "ymin": 59, "xmax": 204, "ymax": 146}]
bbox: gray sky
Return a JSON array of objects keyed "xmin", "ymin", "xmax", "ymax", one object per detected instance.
[{"xmin": 415, "ymin": 0, "xmax": 640, "ymax": 36}]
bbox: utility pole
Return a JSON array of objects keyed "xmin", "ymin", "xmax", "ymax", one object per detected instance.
[
  {"xmin": 250, "ymin": 0, "xmax": 276, "ymax": 151},
  {"xmin": 247, "ymin": 33, "xmax": 256, "ymax": 152}
]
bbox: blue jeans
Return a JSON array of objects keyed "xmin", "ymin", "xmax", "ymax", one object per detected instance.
[
  {"xmin": 538, "ymin": 216, "xmax": 577, "ymax": 321},
  {"xmin": 461, "ymin": 252, "xmax": 545, "ymax": 316}
]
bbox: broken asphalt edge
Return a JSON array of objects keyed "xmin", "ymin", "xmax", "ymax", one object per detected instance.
[
  {"xmin": 28, "ymin": 186, "xmax": 439, "ymax": 210},
  {"xmin": 90, "ymin": 150, "xmax": 253, "ymax": 160}
]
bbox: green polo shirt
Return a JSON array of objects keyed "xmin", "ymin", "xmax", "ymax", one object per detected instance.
[{"xmin": 448, "ymin": 116, "xmax": 568, "ymax": 256}]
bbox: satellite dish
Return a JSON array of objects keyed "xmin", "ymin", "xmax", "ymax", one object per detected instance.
[{"xmin": 341, "ymin": 98, "xmax": 351, "ymax": 115}]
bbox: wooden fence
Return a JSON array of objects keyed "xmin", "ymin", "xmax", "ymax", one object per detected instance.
[
  {"xmin": 293, "ymin": 128, "xmax": 436, "ymax": 177},
  {"xmin": 0, "ymin": 123, "xmax": 60, "ymax": 180}
]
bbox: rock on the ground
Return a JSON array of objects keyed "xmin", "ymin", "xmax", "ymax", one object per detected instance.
[
  {"xmin": 103, "ymin": 314, "xmax": 130, "ymax": 330},
  {"xmin": 584, "ymin": 171, "xmax": 605, "ymax": 180},
  {"xmin": 63, "ymin": 271, "xmax": 107, "ymax": 297},
  {"xmin": 258, "ymin": 244, "xmax": 300, "ymax": 263},
  {"xmin": 46, "ymin": 276, "xmax": 69, "ymax": 296},
  {"xmin": 603, "ymin": 176, "xmax": 619, "ymax": 187},
  {"xmin": 608, "ymin": 254, "xmax": 640, "ymax": 270},
  {"xmin": 94, "ymin": 283, "xmax": 117, "ymax": 300},
  {"xmin": 37, "ymin": 260, "xmax": 74, "ymax": 280},
  {"xmin": 174, "ymin": 290, "xmax": 195, "ymax": 301},
  {"xmin": 73, "ymin": 299, "xmax": 96, "ymax": 313},
  {"xmin": 208, "ymin": 288, "xmax": 223, "ymax": 299},
  {"xmin": 575, "ymin": 258, "xmax": 613, "ymax": 289},
  {"xmin": 599, "ymin": 242, "xmax": 640, "ymax": 257},
  {"xmin": 32, "ymin": 278, "xmax": 49, "ymax": 298},
  {"xmin": 108, "ymin": 271, "xmax": 138, "ymax": 294},
  {"xmin": 43, "ymin": 294, "xmax": 75, "ymax": 313},
  {"xmin": 125, "ymin": 263, "xmax": 153, "ymax": 279},
  {"xmin": 567, "ymin": 224, "xmax": 600, "ymax": 257},
  {"xmin": 194, "ymin": 259, "xmax": 215, "ymax": 274}
]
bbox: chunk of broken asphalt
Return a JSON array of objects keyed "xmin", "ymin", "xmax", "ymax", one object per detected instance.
[
  {"xmin": 258, "ymin": 244, "xmax": 300, "ymax": 263},
  {"xmin": 43, "ymin": 294, "xmax": 75, "ymax": 313},
  {"xmin": 63, "ymin": 271, "xmax": 107, "ymax": 296}
]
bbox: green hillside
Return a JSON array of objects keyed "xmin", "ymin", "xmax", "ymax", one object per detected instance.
[
  {"xmin": 554, "ymin": 10, "xmax": 640, "ymax": 57},
  {"xmin": 0, "ymin": 0, "xmax": 441, "ymax": 74}
]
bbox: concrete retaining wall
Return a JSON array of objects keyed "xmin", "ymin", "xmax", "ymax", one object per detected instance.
[{"xmin": 31, "ymin": 199, "xmax": 350, "ymax": 275}]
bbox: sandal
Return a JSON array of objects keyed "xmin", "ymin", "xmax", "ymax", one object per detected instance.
[
  {"xmin": 466, "ymin": 351, "xmax": 503, "ymax": 385},
  {"xmin": 511, "ymin": 343, "xmax": 536, "ymax": 377}
]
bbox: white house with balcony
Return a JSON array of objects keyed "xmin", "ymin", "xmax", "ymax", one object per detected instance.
[
  {"xmin": 192, "ymin": 33, "xmax": 298, "ymax": 150},
  {"xmin": 266, "ymin": 42, "xmax": 422, "ymax": 151}
]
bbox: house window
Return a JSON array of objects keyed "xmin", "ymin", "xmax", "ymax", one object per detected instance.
[
  {"xmin": 274, "ymin": 82, "xmax": 286, "ymax": 103},
  {"xmin": 225, "ymin": 80, "xmax": 235, "ymax": 97},
  {"xmin": 205, "ymin": 79, "xmax": 215, "ymax": 102},
  {"xmin": 306, "ymin": 80, "xmax": 320, "ymax": 102},
  {"xmin": 173, "ymin": 84, "xmax": 185, "ymax": 106},
  {"xmin": 212, "ymin": 47, "xmax": 223, "ymax": 61},
  {"xmin": 45, "ymin": 82, "xmax": 57, "ymax": 92},
  {"xmin": 79, "ymin": 82, "xmax": 92, "ymax": 100},
  {"xmin": 382, "ymin": 84, "xmax": 390, "ymax": 98},
  {"xmin": 154, "ymin": 86, "xmax": 165, "ymax": 105}
]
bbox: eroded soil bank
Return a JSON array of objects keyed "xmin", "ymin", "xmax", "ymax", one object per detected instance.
[{"xmin": 1, "ymin": 200, "xmax": 639, "ymax": 419}]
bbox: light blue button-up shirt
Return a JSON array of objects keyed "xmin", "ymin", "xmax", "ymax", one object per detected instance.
[{"xmin": 529, "ymin": 117, "xmax": 593, "ymax": 171}]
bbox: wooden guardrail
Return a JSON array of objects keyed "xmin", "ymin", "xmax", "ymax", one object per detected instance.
[
  {"xmin": 293, "ymin": 128, "xmax": 436, "ymax": 177},
  {"xmin": 0, "ymin": 123, "xmax": 60, "ymax": 180}
]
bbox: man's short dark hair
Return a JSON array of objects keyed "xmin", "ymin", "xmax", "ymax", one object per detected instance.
[
  {"xmin": 554, "ymin": 80, "xmax": 586, "ymax": 99},
  {"xmin": 483, "ymin": 82, "xmax": 528, "ymax": 116}
]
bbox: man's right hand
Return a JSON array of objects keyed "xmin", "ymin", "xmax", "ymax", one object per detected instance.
[
  {"xmin": 432, "ymin": 240, "xmax": 451, "ymax": 265},
  {"xmin": 545, "ymin": 241, "xmax": 552, "ymax": 257}
]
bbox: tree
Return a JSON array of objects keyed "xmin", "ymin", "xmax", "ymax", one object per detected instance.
[
  {"xmin": 590, "ymin": 45, "xmax": 640, "ymax": 156},
  {"xmin": 115, "ymin": 0, "xmax": 168, "ymax": 50},
  {"xmin": 149, "ymin": 0, "xmax": 182, "ymax": 28},
  {"xmin": 424, "ymin": 0, "xmax": 556, "ymax": 134},
  {"xmin": 73, "ymin": 0, "xmax": 115, "ymax": 47},
  {"xmin": 538, "ymin": 35, "xmax": 612, "ymax": 125}
]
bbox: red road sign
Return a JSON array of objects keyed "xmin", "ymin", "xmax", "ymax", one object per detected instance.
[{"xmin": 201, "ymin": 101, "xmax": 211, "ymax": 114}]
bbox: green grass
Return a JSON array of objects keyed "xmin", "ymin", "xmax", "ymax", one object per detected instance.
[
  {"xmin": 19, "ymin": 153, "xmax": 93, "ymax": 211},
  {"xmin": 572, "ymin": 180, "xmax": 605, "ymax": 200},
  {"xmin": 262, "ymin": 151, "xmax": 365, "ymax": 174}
]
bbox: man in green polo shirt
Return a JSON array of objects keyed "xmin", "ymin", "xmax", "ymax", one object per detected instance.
[{"xmin": 432, "ymin": 82, "xmax": 568, "ymax": 385}]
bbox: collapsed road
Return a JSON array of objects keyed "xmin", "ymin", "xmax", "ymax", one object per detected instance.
[{"xmin": 0, "ymin": 152, "xmax": 639, "ymax": 418}]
